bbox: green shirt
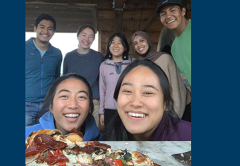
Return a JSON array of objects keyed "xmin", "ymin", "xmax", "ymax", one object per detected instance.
[{"xmin": 171, "ymin": 19, "xmax": 191, "ymax": 85}]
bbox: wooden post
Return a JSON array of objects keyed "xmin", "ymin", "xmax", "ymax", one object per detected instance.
[{"xmin": 114, "ymin": 10, "xmax": 123, "ymax": 33}]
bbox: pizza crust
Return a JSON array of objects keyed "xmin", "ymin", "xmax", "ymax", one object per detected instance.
[{"xmin": 130, "ymin": 151, "xmax": 154, "ymax": 166}]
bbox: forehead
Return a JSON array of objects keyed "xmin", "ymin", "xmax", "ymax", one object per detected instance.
[
  {"xmin": 160, "ymin": 4, "xmax": 180, "ymax": 12},
  {"xmin": 56, "ymin": 78, "xmax": 88, "ymax": 91},
  {"xmin": 123, "ymin": 66, "xmax": 160, "ymax": 84},
  {"xmin": 134, "ymin": 35, "xmax": 144, "ymax": 41},
  {"xmin": 80, "ymin": 28, "xmax": 94, "ymax": 35},
  {"xmin": 112, "ymin": 36, "xmax": 121, "ymax": 41},
  {"xmin": 37, "ymin": 19, "xmax": 54, "ymax": 27}
]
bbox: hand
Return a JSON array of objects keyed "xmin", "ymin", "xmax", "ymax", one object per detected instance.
[{"xmin": 100, "ymin": 115, "xmax": 104, "ymax": 126}]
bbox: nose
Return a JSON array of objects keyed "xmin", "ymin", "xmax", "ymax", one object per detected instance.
[
  {"xmin": 129, "ymin": 93, "xmax": 143, "ymax": 108},
  {"xmin": 166, "ymin": 11, "xmax": 172, "ymax": 18},
  {"xmin": 42, "ymin": 28, "xmax": 48, "ymax": 34},
  {"xmin": 67, "ymin": 97, "xmax": 79, "ymax": 109}
]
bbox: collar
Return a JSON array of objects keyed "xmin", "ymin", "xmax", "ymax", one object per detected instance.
[{"xmin": 26, "ymin": 37, "xmax": 53, "ymax": 52}]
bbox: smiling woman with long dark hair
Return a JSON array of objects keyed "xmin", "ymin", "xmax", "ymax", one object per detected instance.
[
  {"xmin": 25, "ymin": 73, "xmax": 101, "ymax": 141},
  {"xmin": 102, "ymin": 59, "xmax": 191, "ymax": 141}
]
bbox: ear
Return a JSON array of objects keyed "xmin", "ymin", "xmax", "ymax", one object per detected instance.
[
  {"xmin": 34, "ymin": 26, "xmax": 37, "ymax": 32},
  {"xmin": 182, "ymin": 7, "xmax": 186, "ymax": 17}
]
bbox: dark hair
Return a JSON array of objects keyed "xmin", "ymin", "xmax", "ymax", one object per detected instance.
[
  {"xmin": 102, "ymin": 59, "xmax": 180, "ymax": 141},
  {"xmin": 162, "ymin": 45, "xmax": 172, "ymax": 56},
  {"xmin": 105, "ymin": 33, "xmax": 129, "ymax": 60},
  {"xmin": 77, "ymin": 24, "xmax": 96, "ymax": 37},
  {"xmin": 35, "ymin": 13, "xmax": 56, "ymax": 31},
  {"xmin": 38, "ymin": 73, "xmax": 94, "ymax": 118}
]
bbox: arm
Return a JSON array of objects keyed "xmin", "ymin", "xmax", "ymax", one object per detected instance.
[
  {"xmin": 155, "ymin": 54, "xmax": 188, "ymax": 118},
  {"xmin": 63, "ymin": 54, "xmax": 68, "ymax": 74},
  {"xmin": 99, "ymin": 63, "xmax": 107, "ymax": 125},
  {"xmin": 55, "ymin": 51, "xmax": 62, "ymax": 79}
]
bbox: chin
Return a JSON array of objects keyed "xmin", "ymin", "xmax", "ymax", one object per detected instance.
[{"xmin": 126, "ymin": 126, "xmax": 144, "ymax": 135}]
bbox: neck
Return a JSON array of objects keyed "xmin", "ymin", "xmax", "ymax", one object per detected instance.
[
  {"xmin": 34, "ymin": 38, "xmax": 49, "ymax": 51},
  {"xmin": 112, "ymin": 56, "xmax": 123, "ymax": 62},
  {"xmin": 174, "ymin": 19, "xmax": 189, "ymax": 37},
  {"xmin": 133, "ymin": 133, "xmax": 151, "ymax": 141},
  {"xmin": 77, "ymin": 47, "xmax": 90, "ymax": 54}
]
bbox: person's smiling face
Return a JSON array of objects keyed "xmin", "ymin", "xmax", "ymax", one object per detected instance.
[
  {"xmin": 159, "ymin": 4, "xmax": 186, "ymax": 30},
  {"xmin": 34, "ymin": 19, "xmax": 55, "ymax": 44},
  {"xmin": 117, "ymin": 66, "xmax": 165, "ymax": 139},
  {"xmin": 50, "ymin": 78, "xmax": 90, "ymax": 135},
  {"xmin": 109, "ymin": 36, "xmax": 125, "ymax": 58},
  {"xmin": 77, "ymin": 28, "xmax": 95, "ymax": 49},
  {"xmin": 133, "ymin": 35, "xmax": 149, "ymax": 55}
]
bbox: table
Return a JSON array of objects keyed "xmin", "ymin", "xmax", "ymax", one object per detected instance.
[{"xmin": 100, "ymin": 141, "xmax": 191, "ymax": 166}]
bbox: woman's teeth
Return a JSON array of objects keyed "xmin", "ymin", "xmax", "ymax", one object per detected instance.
[
  {"xmin": 128, "ymin": 112, "xmax": 146, "ymax": 118},
  {"xmin": 64, "ymin": 114, "xmax": 80, "ymax": 118}
]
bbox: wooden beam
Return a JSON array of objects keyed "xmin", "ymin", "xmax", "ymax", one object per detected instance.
[
  {"xmin": 114, "ymin": 10, "xmax": 123, "ymax": 33},
  {"xmin": 114, "ymin": 0, "xmax": 126, "ymax": 9},
  {"xmin": 127, "ymin": 13, "xmax": 158, "ymax": 43}
]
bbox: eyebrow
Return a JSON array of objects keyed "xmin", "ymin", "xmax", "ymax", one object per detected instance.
[
  {"xmin": 121, "ymin": 83, "xmax": 159, "ymax": 91},
  {"xmin": 57, "ymin": 89, "xmax": 89, "ymax": 96}
]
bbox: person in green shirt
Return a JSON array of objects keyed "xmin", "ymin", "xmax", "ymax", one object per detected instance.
[{"xmin": 156, "ymin": 0, "xmax": 191, "ymax": 88}]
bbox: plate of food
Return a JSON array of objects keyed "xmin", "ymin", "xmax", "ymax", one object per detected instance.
[{"xmin": 25, "ymin": 128, "xmax": 161, "ymax": 166}]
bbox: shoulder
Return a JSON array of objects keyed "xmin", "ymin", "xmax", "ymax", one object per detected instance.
[
  {"xmin": 25, "ymin": 38, "xmax": 34, "ymax": 49},
  {"xmin": 25, "ymin": 124, "xmax": 43, "ymax": 140},
  {"xmin": 90, "ymin": 50, "xmax": 104, "ymax": 60},
  {"xmin": 154, "ymin": 53, "xmax": 175, "ymax": 67},
  {"xmin": 83, "ymin": 113, "xmax": 101, "ymax": 141},
  {"xmin": 64, "ymin": 50, "xmax": 77, "ymax": 58},
  {"xmin": 171, "ymin": 120, "xmax": 191, "ymax": 141}
]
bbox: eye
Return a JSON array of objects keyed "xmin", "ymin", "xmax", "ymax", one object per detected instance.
[
  {"xmin": 122, "ymin": 90, "xmax": 132, "ymax": 94},
  {"xmin": 78, "ymin": 95, "xmax": 87, "ymax": 100},
  {"xmin": 134, "ymin": 42, "xmax": 137, "ymax": 45},
  {"xmin": 143, "ymin": 92, "xmax": 152, "ymax": 95},
  {"xmin": 60, "ymin": 95, "xmax": 68, "ymax": 99},
  {"xmin": 160, "ymin": 13, "xmax": 165, "ymax": 17},
  {"xmin": 143, "ymin": 90, "xmax": 154, "ymax": 96}
]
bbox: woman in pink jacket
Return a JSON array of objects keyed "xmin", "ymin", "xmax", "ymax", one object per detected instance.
[{"xmin": 99, "ymin": 33, "xmax": 134, "ymax": 130}]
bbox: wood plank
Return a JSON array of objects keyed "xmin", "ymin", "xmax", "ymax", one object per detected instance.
[
  {"xmin": 114, "ymin": 10, "xmax": 123, "ymax": 33},
  {"xmin": 114, "ymin": 0, "xmax": 126, "ymax": 9}
]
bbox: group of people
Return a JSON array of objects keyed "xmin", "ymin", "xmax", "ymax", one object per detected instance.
[{"xmin": 25, "ymin": 0, "xmax": 191, "ymax": 141}]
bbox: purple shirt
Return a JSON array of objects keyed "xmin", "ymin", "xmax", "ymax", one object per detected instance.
[{"xmin": 150, "ymin": 112, "xmax": 191, "ymax": 141}]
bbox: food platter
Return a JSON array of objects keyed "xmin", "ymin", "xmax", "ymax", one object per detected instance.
[{"xmin": 100, "ymin": 141, "xmax": 191, "ymax": 166}]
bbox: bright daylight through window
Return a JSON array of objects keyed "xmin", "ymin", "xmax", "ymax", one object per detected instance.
[{"xmin": 25, "ymin": 32, "xmax": 99, "ymax": 74}]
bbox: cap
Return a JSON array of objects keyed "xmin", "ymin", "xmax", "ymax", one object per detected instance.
[{"xmin": 155, "ymin": 0, "xmax": 183, "ymax": 14}]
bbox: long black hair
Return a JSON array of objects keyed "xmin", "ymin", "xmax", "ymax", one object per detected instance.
[
  {"xmin": 105, "ymin": 33, "xmax": 129, "ymax": 60},
  {"xmin": 102, "ymin": 59, "xmax": 180, "ymax": 141}
]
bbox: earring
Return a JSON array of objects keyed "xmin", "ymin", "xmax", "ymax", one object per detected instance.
[{"xmin": 109, "ymin": 53, "xmax": 112, "ymax": 59}]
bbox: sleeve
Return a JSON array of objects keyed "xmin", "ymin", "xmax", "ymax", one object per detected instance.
[
  {"xmin": 155, "ymin": 54, "xmax": 188, "ymax": 118},
  {"xmin": 99, "ymin": 63, "xmax": 107, "ymax": 115},
  {"xmin": 55, "ymin": 50, "xmax": 62, "ymax": 79},
  {"xmin": 63, "ymin": 53, "xmax": 68, "ymax": 74}
]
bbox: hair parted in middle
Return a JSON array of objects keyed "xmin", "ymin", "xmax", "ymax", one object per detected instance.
[
  {"xmin": 105, "ymin": 33, "xmax": 129, "ymax": 60},
  {"xmin": 38, "ymin": 73, "xmax": 94, "ymax": 118},
  {"xmin": 77, "ymin": 24, "xmax": 96, "ymax": 37}
]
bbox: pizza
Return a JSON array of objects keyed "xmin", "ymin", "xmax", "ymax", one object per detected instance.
[{"xmin": 25, "ymin": 128, "xmax": 160, "ymax": 166}]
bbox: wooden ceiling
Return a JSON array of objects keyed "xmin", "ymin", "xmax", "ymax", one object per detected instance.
[
  {"xmin": 25, "ymin": 0, "xmax": 191, "ymax": 56},
  {"xmin": 25, "ymin": 0, "xmax": 191, "ymax": 33}
]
